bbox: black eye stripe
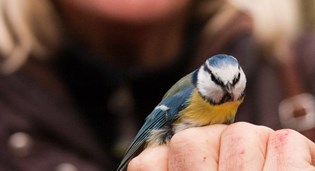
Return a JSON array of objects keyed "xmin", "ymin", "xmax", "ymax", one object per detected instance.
[
  {"xmin": 205, "ymin": 67, "xmax": 224, "ymax": 87},
  {"xmin": 203, "ymin": 63, "xmax": 239, "ymax": 87},
  {"xmin": 233, "ymin": 73, "xmax": 241, "ymax": 85},
  {"xmin": 211, "ymin": 74, "xmax": 223, "ymax": 86}
]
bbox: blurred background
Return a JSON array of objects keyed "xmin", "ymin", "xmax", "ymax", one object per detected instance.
[{"xmin": 1, "ymin": 0, "xmax": 315, "ymax": 170}]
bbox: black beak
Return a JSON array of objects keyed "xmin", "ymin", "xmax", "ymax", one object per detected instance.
[
  {"xmin": 221, "ymin": 83, "xmax": 234, "ymax": 103},
  {"xmin": 225, "ymin": 82, "xmax": 233, "ymax": 94}
]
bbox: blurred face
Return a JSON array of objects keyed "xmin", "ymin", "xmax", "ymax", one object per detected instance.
[
  {"xmin": 58, "ymin": 0, "xmax": 191, "ymax": 24},
  {"xmin": 53, "ymin": 0, "xmax": 194, "ymax": 69}
]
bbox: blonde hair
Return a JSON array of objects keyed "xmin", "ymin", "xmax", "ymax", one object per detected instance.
[{"xmin": 0, "ymin": 0, "xmax": 61, "ymax": 73}]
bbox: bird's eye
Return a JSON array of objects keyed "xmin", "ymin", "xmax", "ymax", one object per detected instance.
[
  {"xmin": 210, "ymin": 73, "xmax": 223, "ymax": 86},
  {"xmin": 233, "ymin": 73, "xmax": 241, "ymax": 85},
  {"xmin": 211, "ymin": 73, "xmax": 216, "ymax": 82}
]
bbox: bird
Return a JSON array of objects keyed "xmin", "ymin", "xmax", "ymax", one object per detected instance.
[{"xmin": 116, "ymin": 54, "xmax": 247, "ymax": 171}]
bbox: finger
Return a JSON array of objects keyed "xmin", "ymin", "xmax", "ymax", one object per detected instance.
[
  {"xmin": 218, "ymin": 122, "xmax": 274, "ymax": 171},
  {"xmin": 168, "ymin": 124, "xmax": 227, "ymax": 171},
  {"xmin": 128, "ymin": 145, "xmax": 168, "ymax": 171},
  {"xmin": 263, "ymin": 129, "xmax": 315, "ymax": 171},
  {"xmin": 307, "ymin": 137, "xmax": 315, "ymax": 166}
]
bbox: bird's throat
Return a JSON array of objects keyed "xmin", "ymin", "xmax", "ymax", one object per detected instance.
[{"xmin": 176, "ymin": 90, "xmax": 243, "ymax": 125}]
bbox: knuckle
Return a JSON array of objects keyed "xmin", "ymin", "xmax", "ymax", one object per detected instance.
[
  {"xmin": 171, "ymin": 127, "xmax": 200, "ymax": 146},
  {"xmin": 127, "ymin": 156, "xmax": 145, "ymax": 171},
  {"xmin": 222, "ymin": 122, "xmax": 273, "ymax": 143},
  {"xmin": 270, "ymin": 129, "xmax": 298, "ymax": 139},
  {"xmin": 268, "ymin": 129, "xmax": 300, "ymax": 147},
  {"xmin": 224, "ymin": 122, "xmax": 257, "ymax": 136}
]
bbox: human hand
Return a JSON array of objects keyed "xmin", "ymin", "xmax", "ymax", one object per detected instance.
[{"xmin": 127, "ymin": 122, "xmax": 315, "ymax": 171}]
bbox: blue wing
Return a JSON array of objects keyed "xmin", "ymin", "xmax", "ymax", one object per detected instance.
[{"xmin": 117, "ymin": 87, "xmax": 193, "ymax": 171}]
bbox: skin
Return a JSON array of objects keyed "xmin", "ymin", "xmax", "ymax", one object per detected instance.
[{"xmin": 128, "ymin": 122, "xmax": 315, "ymax": 171}]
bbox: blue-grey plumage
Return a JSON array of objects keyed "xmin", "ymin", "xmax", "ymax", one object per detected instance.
[
  {"xmin": 117, "ymin": 54, "xmax": 246, "ymax": 171},
  {"xmin": 117, "ymin": 87, "xmax": 193, "ymax": 171}
]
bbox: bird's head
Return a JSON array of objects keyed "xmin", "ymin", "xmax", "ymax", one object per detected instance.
[{"xmin": 193, "ymin": 54, "xmax": 246, "ymax": 105}]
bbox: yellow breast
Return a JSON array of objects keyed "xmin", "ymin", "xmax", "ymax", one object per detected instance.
[{"xmin": 176, "ymin": 90, "xmax": 243, "ymax": 125}]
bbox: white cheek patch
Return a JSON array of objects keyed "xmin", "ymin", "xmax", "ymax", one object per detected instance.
[
  {"xmin": 197, "ymin": 67, "xmax": 224, "ymax": 103},
  {"xmin": 234, "ymin": 69, "xmax": 247, "ymax": 99}
]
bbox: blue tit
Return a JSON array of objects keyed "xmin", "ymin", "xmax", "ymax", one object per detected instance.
[{"xmin": 117, "ymin": 54, "xmax": 247, "ymax": 171}]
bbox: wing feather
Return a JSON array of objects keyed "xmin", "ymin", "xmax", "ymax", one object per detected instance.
[{"xmin": 117, "ymin": 87, "xmax": 193, "ymax": 171}]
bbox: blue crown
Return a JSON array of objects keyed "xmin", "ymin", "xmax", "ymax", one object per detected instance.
[{"xmin": 208, "ymin": 54, "xmax": 238, "ymax": 68}]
